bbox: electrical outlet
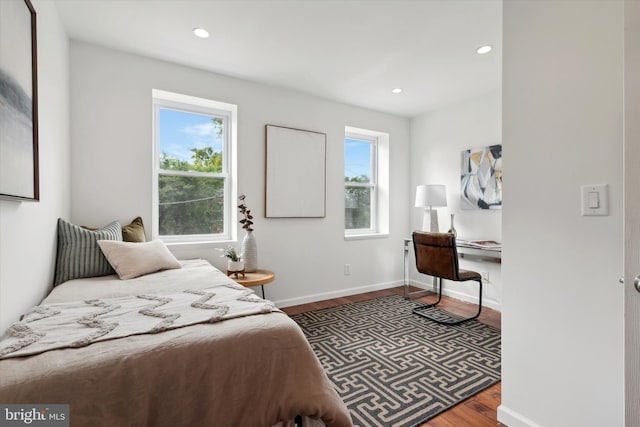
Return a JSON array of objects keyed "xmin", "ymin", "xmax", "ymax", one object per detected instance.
[
  {"xmin": 481, "ymin": 271, "xmax": 490, "ymax": 282},
  {"xmin": 344, "ymin": 264, "xmax": 351, "ymax": 275}
]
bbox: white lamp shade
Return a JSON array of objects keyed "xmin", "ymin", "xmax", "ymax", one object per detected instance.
[{"xmin": 415, "ymin": 184, "xmax": 447, "ymax": 208}]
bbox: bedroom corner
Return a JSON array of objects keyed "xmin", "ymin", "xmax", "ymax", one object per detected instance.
[{"xmin": 0, "ymin": 0, "xmax": 70, "ymax": 333}]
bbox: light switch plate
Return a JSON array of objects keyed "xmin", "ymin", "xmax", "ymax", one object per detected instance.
[{"xmin": 581, "ymin": 184, "xmax": 609, "ymax": 216}]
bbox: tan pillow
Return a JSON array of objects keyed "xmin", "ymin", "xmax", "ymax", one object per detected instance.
[
  {"xmin": 97, "ymin": 239, "xmax": 181, "ymax": 280},
  {"xmin": 122, "ymin": 217, "xmax": 146, "ymax": 242},
  {"xmin": 83, "ymin": 217, "xmax": 146, "ymax": 242}
]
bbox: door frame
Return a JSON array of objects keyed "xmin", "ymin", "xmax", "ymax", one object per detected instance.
[{"xmin": 624, "ymin": 1, "xmax": 639, "ymax": 425}]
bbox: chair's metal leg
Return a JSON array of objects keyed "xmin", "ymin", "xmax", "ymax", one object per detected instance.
[
  {"xmin": 414, "ymin": 277, "xmax": 444, "ymax": 308},
  {"xmin": 412, "ymin": 278, "xmax": 483, "ymax": 326}
]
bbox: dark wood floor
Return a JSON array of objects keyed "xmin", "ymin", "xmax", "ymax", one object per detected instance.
[{"xmin": 281, "ymin": 286, "xmax": 504, "ymax": 427}]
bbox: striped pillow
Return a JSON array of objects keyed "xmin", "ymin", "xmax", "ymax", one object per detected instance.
[{"xmin": 54, "ymin": 219, "xmax": 123, "ymax": 286}]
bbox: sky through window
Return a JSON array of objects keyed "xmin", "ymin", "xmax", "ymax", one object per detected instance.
[
  {"xmin": 159, "ymin": 108, "xmax": 222, "ymax": 162},
  {"xmin": 345, "ymin": 137, "xmax": 372, "ymax": 181}
]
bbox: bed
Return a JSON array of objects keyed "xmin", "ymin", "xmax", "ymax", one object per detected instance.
[{"xmin": 0, "ymin": 259, "xmax": 352, "ymax": 427}]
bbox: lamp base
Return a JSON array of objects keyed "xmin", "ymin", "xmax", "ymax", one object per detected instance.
[
  {"xmin": 430, "ymin": 209, "xmax": 439, "ymax": 232},
  {"xmin": 422, "ymin": 208, "xmax": 440, "ymax": 232}
]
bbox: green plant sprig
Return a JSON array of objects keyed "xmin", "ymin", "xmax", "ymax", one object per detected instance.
[{"xmin": 218, "ymin": 245, "xmax": 241, "ymax": 261}]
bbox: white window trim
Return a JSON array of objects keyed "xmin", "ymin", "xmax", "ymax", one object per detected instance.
[
  {"xmin": 344, "ymin": 126, "xmax": 389, "ymax": 240},
  {"xmin": 151, "ymin": 89, "xmax": 238, "ymax": 244}
]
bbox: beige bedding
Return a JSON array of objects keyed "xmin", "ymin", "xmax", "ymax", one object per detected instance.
[{"xmin": 0, "ymin": 260, "xmax": 352, "ymax": 427}]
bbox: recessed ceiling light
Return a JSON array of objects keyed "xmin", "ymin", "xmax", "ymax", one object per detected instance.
[
  {"xmin": 193, "ymin": 28, "xmax": 210, "ymax": 39},
  {"xmin": 477, "ymin": 45, "xmax": 492, "ymax": 54},
  {"xmin": 391, "ymin": 88, "xmax": 403, "ymax": 94}
]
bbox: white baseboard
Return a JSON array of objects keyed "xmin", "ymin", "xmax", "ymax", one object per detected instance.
[
  {"xmin": 497, "ymin": 404, "xmax": 544, "ymax": 427},
  {"xmin": 273, "ymin": 278, "xmax": 501, "ymax": 312},
  {"xmin": 274, "ymin": 280, "xmax": 403, "ymax": 308},
  {"xmin": 410, "ymin": 279, "xmax": 502, "ymax": 312}
]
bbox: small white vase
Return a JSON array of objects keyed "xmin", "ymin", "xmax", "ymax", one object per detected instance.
[{"xmin": 242, "ymin": 230, "xmax": 257, "ymax": 273}]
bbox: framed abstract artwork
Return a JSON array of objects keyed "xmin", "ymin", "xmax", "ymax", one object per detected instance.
[
  {"xmin": 461, "ymin": 144, "xmax": 502, "ymax": 210},
  {"xmin": 265, "ymin": 124, "xmax": 326, "ymax": 218},
  {"xmin": 0, "ymin": 0, "xmax": 39, "ymax": 201}
]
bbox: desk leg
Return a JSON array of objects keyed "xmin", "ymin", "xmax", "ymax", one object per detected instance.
[
  {"xmin": 261, "ymin": 285, "xmax": 265, "ymax": 299},
  {"xmin": 404, "ymin": 239, "xmax": 409, "ymax": 298}
]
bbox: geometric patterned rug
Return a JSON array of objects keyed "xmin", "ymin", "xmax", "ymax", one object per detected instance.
[{"xmin": 291, "ymin": 295, "xmax": 501, "ymax": 427}]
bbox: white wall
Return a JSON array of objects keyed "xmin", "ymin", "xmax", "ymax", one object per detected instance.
[
  {"xmin": 0, "ymin": 0, "xmax": 70, "ymax": 332},
  {"xmin": 69, "ymin": 41, "xmax": 410, "ymax": 307},
  {"xmin": 409, "ymin": 90, "xmax": 502, "ymax": 310},
  {"xmin": 500, "ymin": 2, "xmax": 624, "ymax": 426}
]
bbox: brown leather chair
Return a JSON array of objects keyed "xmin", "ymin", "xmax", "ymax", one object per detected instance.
[{"xmin": 412, "ymin": 231, "xmax": 483, "ymax": 325}]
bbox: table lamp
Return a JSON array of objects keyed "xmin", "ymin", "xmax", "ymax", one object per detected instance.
[{"xmin": 415, "ymin": 184, "xmax": 447, "ymax": 232}]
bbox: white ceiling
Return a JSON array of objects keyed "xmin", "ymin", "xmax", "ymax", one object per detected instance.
[{"xmin": 54, "ymin": 0, "xmax": 502, "ymax": 118}]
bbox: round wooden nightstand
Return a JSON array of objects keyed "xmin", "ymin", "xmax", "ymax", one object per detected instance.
[{"xmin": 231, "ymin": 269, "xmax": 275, "ymax": 299}]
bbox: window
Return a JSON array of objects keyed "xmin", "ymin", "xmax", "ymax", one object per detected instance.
[
  {"xmin": 345, "ymin": 132, "xmax": 378, "ymax": 234},
  {"xmin": 152, "ymin": 90, "xmax": 237, "ymax": 243},
  {"xmin": 344, "ymin": 126, "xmax": 389, "ymax": 239}
]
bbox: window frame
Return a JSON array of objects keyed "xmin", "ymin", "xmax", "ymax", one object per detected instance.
[
  {"xmin": 151, "ymin": 90, "xmax": 237, "ymax": 244},
  {"xmin": 344, "ymin": 131, "xmax": 378, "ymax": 236}
]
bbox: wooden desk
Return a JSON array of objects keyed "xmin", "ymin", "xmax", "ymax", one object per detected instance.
[{"xmin": 232, "ymin": 269, "xmax": 275, "ymax": 299}]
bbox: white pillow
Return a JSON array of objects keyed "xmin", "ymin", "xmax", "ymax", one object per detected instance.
[{"xmin": 97, "ymin": 239, "xmax": 182, "ymax": 280}]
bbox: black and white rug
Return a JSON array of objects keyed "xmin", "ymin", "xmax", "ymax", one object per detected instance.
[{"xmin": 291, "ymin": 295, "xmax": 501, "ymax": 427}]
